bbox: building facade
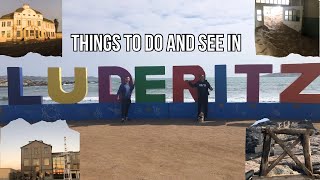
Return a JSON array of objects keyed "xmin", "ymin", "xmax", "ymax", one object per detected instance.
[
  {"xmin": 21, "ymin": 141, "xmax": 80, "ymax": 180},
  {"xmin": 21, "ymin": 140, "xmax": 53, "ymax": 179},
  {"xmin": 0, "ymin": 168, "xmax": 22, "ymax": 180},
  {"xmin": 52, "ymin": 152, "xmax": 80, "ymax": 179},
  {"xmin": 0, "ymin": 4, "xmax": 56, "ymax": 43}
]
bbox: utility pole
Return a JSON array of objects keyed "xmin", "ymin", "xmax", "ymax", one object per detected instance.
[{"xmin": 64, "ymin": 137, "xmax": 71, "ymax": 180}]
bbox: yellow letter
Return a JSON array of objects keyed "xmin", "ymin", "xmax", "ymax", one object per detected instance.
[{"xmin": 48, "ymin": 67, "xmax": 88, "ymax": 104}]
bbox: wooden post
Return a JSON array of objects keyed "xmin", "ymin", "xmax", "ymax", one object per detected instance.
[
  {"xmin": 302, "ymin": 129, "xmax": 313, "ymax": 174},
  {"xmin": 259, "ymin": 131, "xmax": 272, "ymax": 176}
]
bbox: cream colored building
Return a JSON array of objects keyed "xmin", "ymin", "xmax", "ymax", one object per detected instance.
[
  {"xmin": 0, "ymin": 168, "xmax": 21, "ymax": 180},
  {"xmin": 0, "ymin": 4, "xmax": 56, "ymax": 43}
]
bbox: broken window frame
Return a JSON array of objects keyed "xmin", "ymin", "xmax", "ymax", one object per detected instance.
[
  {"xmin": 285, "ymin": 9, "xmax": 300, "ymax": 22},
  {"xmin": 257, "ymin": 9, "xmax": 263, "ymax": 21},
  {"xmin": 256, "ymin": 0, "xmax": 289, "ymax": 5}
]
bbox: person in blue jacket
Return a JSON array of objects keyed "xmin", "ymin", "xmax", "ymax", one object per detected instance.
[
  {"xmin": 186, "ymin": 75, "xmax": 213, "ymax": 120},
  {"xmin": 117, "ymin": 76, "xmax": 135, "ymax": 123}
]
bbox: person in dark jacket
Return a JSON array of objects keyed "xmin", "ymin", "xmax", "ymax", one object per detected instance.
[
  {"xmin": 186, "ymin": 75, "xmax": 213, "ymax": 120},
  {"xmin": 117, "ymin": 76, "xmax": 135, "ymax": 123}
]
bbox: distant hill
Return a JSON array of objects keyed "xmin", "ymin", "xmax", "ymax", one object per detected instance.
[
  {"xmin": 262, "ymin": 73, "xmax": 300, "ymax": 77},
  {"xmin": 0, "ymin": 76, "xmax": 99, "ymax": 87}
]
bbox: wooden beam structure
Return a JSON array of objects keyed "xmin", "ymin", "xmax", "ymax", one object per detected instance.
[{"xmin": 259, "ymin": 127, "xmax": 315, "ymax": 178}]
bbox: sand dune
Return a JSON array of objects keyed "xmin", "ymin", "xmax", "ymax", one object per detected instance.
[{"xmin": 68, "ymin": 120, "xmax": 251, "ymax": 180}]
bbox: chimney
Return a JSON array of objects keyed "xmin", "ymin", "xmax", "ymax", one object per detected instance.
[{"xmin": 23, "ymin": 4, "xmax": 30, "ymax": 9}]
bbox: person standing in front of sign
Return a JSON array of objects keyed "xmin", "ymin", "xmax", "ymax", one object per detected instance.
[
  {"xmin": 117, "ymin": 77, "xmax": 135, "ymax": 123},
  {"xmin": 186, "ymin": 75, "xmax": 213, "ymax": 121}
]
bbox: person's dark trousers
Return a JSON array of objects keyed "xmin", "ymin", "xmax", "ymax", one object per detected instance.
[
  {"xmin": 197, "ymin": 97, "xmax": 208, "ymax": 119},
  {"xmin": 121, "ymin": 98, "xmax": 131, "ymax": 118}
]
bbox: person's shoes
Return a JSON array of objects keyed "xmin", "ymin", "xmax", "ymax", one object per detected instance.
[
  {"xmin": 121, "ymin": 118, "xmax": 125, "ymax": 123},
  {"xmin": 198, "ymin": 112, "xmax": 204, "ymax": 123}
]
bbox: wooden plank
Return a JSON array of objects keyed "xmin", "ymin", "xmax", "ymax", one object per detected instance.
[
  {"xmin": 271, "ymin": 128, "xmax": 314, "ymax": 135},
  {"xmin": 266, "ymin": 138, "xmax": 300, "ymax": 175},
  {"xmin": 267, "ymin": 129, "xmax": 313, "ymax": 177},
  {"xmin": 301, "ymin": 130, "xmax": 313, "ymax": 174},
  {"xmin": 259, "ymin": 132, "xmax": 272, "ymax": 176}
]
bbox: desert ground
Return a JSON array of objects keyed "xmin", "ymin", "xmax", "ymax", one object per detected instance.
[
  {"xmin": 66, "ymin": 120, "xmax": 320, "ymax": 180},
  {"xmin": 0, "ymin": 39, "xmax": 62, "ymax": 57}
]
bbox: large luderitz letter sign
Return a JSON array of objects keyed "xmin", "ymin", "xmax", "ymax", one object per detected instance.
[{"xmin": 1, "ymin": 63, "xmax": 320, "ymax": 125}]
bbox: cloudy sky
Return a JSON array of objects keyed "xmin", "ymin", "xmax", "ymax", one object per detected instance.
[
  {"xmin": 0, "ymin": 0, "xmax": 62, "ymax": 31},
  {"xmin": 0, "ymin": 0, "xmax": 318, "ymax": 77}
]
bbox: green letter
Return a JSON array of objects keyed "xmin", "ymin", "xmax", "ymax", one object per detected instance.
[{"xmin": 135, "ymin": 66, "xmax": 166, "ymax": 102}]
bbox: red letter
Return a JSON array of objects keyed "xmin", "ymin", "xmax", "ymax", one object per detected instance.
[
  {"xmin": 235, "ymin": 64, "xmax": 272, "ymax": 103},
  {"xmin": 280, "ymin": 63, "xmax": 320, "ymax": 103},
  {"xmin": 173, "ymin": 66, "xmax": 205, "ymax": 102}
]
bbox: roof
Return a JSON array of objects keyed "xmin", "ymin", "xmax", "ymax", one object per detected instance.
[
  {"xmin": 0, "ymin": 13, "xmax": 14, "ymax": 20},
  {"xmin": 15, "ymin": 7, "xmax": 42, "ymax": 15},
  {"xmin": 20, "ymin": 140, "xmax": 52, "ymax": 149},
  {"xmin": 43, "ymin": 18, "xmax": 53, "ymax": 23}
]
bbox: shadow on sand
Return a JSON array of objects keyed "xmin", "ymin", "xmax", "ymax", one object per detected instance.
[{"xmin": 66, "ymin": 119, "xmax": 234, "ymax": 128}]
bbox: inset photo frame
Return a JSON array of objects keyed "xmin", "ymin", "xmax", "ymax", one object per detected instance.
[
  {"xmin": 0, "ymin": 0, "xmax": 62, "ymax": 57},
  {"xmin": 255, "ymin": 0, "xmax": 319, "ymax": 57}
]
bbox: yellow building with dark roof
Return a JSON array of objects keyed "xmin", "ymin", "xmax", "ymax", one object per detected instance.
[{"xmin": 0, "ymin": 4, "xmax": 56, "ymax": 42}]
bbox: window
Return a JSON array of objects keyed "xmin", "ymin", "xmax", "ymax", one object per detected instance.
[
  {"xmin": 24, "ymin": 159, "xmax": 30, "ymax": 166},
  {"xmin": 7, "ymin": 31, "xmax": 10, "ymax": 38},
  {"xmin": 44, "ymin": 147, "xmax": 49, "ymax": 154},
  {"xmin": 1, "ymin": 22, "xmax": 5, "ymax": 27},
  {"xmin": 17, "ymin": 20, "xmax": 21, "ymax": 25},
  {"xmin": 39, "ymin": 31, "xmax": 41, "ymax": 37},
  {"xmin": 1, "ymin": 31, "xmax": 5, "ymax": 37},
  {"xmin": 256, "ymin": 0, "xmax": 260, "ymax": 2},
  {"xmin": 257, "ymin": 10, "xmax": 262, "ymax": 21},
  {"xmin": 285, "ymin": 9, "xmax": 300, "ymax": 21},
  {"xmin": 34, "ymin": 147, "xmax": 39, "ymax": 154},
  {"xmin": 38, "ymin": 21, "xmax": 41, "ymax": 26},
  {"xmin": 28, "ymin": 20, "xmax": 31, "ymax": 26},
  {"xmin": 30, "ymin": 30, "xmax": 34, "ymax": 36},
  {"xmin": 26, "ymin": 30, "xmax": 29, "ymax": 37},
  {"xmin": 17, "ymin": 31, "xmax": 21, "ymax": 37},
  {"xmin": 33, "ymin": 159, "xmax": 40, "ymax": 166},
  {"xmin": 44, "ymin": 158, "xmax": 50, "ymax": 166},
  {"xmin": 7, "ymin": 21, "xmax": 11, "ymax": 27},
  {"xmin": 36, "ymin": 30, "xmax": 38, "ymax": 38}
]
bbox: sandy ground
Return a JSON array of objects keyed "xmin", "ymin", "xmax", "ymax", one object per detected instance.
[
  {"xmin": 0, "ymin": 39, "xmax": 62, "ymax": 57},
  {"xmin": 66, "ymin": 120, "xmax": 320, "ymax": 180},
  {"xmin": 255, "ymin": 17, "xmax": 319, "ymax": 57}
]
